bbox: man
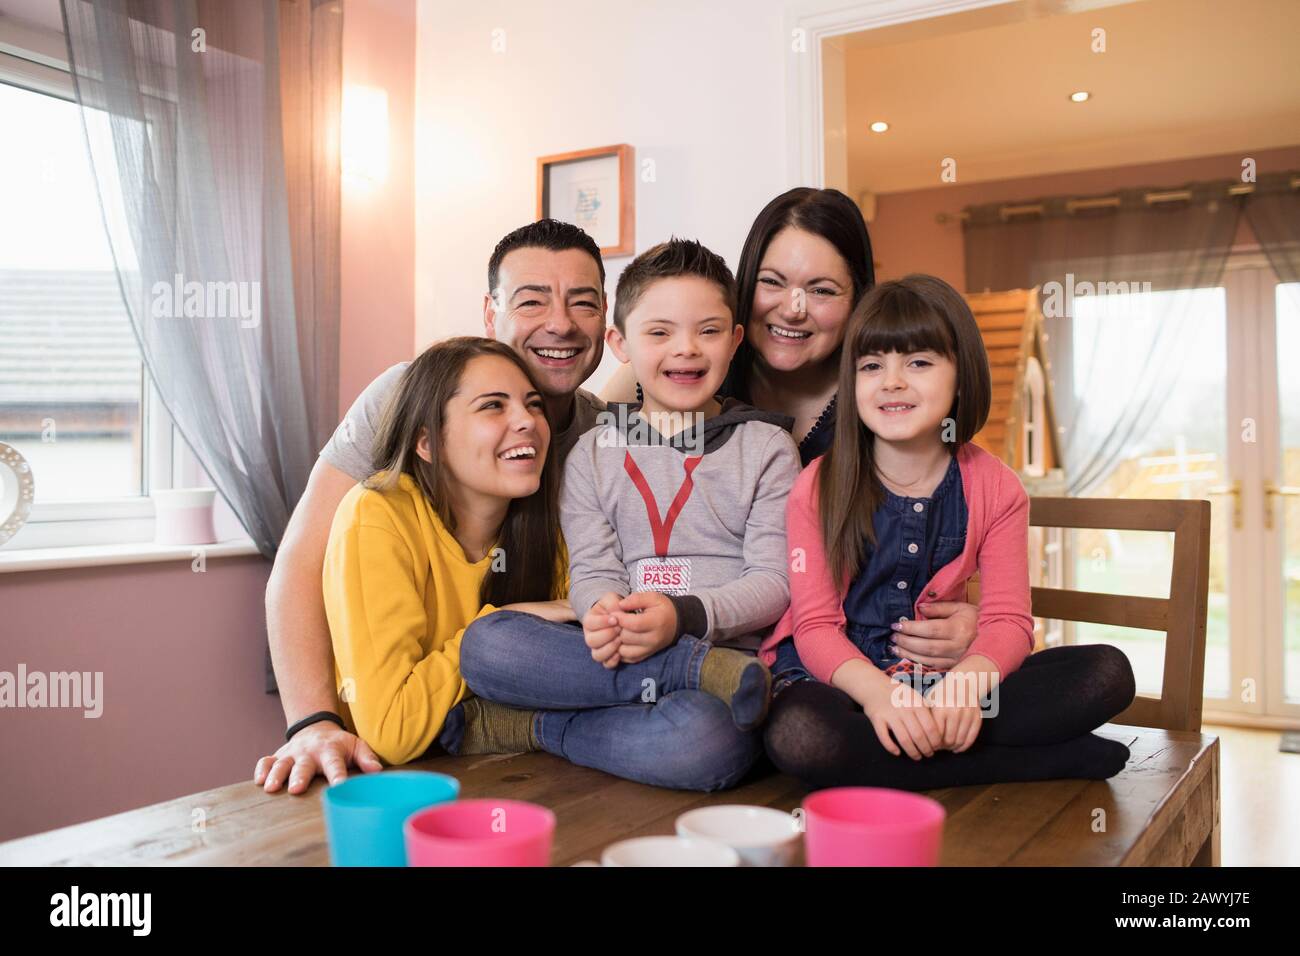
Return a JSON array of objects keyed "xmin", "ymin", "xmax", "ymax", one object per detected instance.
[{"xmin": 254, "ymin": 220, "xmax": 608, "ymax": 793}]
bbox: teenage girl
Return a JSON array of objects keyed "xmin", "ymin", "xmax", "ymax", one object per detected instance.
[{"xmin": 758, "ymin": 274, "xmax": 1136, "ymax": 790}]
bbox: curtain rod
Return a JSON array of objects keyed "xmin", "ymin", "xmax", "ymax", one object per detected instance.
[{"xmin": 936, "ymin": 174, "xmax": 1300, "ymax": 224}]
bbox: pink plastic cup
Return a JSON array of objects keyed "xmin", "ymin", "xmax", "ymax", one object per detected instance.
[
  {"xmin": 404, "ymin": 798, "xmax": 555, "ymax": 867},
  {"xmin": 803, "ymin": 787, "xmax": 946, "ymax": 867}
]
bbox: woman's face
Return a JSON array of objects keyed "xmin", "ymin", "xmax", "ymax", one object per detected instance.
[
  {"xmin": 747, "ymin": 226, "xmax": 856, "ymax": 376},
  {"xmin": 422, "ymin": 354, "xmax": 551, "ymax": 502}
]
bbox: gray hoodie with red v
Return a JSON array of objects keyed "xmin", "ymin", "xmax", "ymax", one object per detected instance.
[{"xmin": 561, "ymin": 397, "xmax": 802, "ymax": 651}]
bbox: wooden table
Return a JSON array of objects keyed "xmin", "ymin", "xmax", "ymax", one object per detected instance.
[{"xmin": 0, "ymin": 723, "xmax": 1218, "ymax": 866}]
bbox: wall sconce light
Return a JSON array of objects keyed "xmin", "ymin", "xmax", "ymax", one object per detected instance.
[{"xmin": 342, "ymin": 85, "xmax": 389, "ymax": 185}]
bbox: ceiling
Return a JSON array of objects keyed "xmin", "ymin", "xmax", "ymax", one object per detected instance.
[{"xmin": 833, "ymin": 0, "xmax": 1300, "ymax": 194}]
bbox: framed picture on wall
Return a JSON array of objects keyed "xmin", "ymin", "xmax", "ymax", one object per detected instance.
[{"xmin": 537, "ymin": 144, "xmax": 635, "ymax": 257}]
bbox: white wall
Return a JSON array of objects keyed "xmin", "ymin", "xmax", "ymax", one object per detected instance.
[{"xmin": 414, "ymin": 0, "xmax": 799, "ymax": 394}]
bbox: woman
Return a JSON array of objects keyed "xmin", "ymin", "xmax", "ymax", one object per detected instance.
[
  {"xmin": 322, "ymin": 337, "xmax": 571, "ymax": 766},
  {"xmin": 605, "ymin": 187, "xmax": 981, "ymax": 671}
]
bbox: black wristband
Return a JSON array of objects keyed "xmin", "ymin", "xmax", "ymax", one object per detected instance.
[{"xmin": 285, "ymin": 710, "xmax": 346, "ymax": 743}]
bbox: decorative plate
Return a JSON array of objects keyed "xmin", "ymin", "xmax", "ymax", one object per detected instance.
[{"xmin": 0, "ymin": 442, "xmax": 36, "ymax": 545}]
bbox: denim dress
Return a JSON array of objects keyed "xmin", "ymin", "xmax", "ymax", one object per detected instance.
[{"xmin": 772, "ymin": 452, "xmax": 968, "ymax": 695}]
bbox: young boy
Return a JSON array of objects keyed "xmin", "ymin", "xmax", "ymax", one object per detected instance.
[{"xmin": 562, "ymin": 238, "xmax": 803, "ymax": 730}]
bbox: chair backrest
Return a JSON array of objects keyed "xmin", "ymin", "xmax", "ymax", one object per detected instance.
[{"xmin": 1027, "ymin": 497, "xmax": 1212, "ymax": 732}]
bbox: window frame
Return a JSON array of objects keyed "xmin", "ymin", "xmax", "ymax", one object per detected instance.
[{"xmin": 0, "ymin": 31, "xmax": 203, "ymax": 553}]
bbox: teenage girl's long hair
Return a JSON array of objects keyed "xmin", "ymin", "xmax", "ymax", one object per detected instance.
[
  {"xmin": 817, "ymin": 275, "xmax": 992, "ymax": 586},
  {"xmin": 367, "ymin": 337, "xmax": 563, "ymax": 606}
]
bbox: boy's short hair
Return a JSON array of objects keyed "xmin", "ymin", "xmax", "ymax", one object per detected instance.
[{"xmin": 612, "ymin": 237, "xmax": 737, "ymax": 335}]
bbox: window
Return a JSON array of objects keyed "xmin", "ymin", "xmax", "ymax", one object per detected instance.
[
  {"xmin": 0, "ymin": 81, "xmax": 145, "ymax": 503},
  {"xmin": 1021, "ymin": 355, "xmax": 1047, "ymax": 478},
  {"xmin": 0, "ymin": 48, "xmax": 205, "ymax": 552}
]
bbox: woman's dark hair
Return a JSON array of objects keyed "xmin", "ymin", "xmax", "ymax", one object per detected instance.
[
  {"xmin": 721, "ymin": 187, "xmax": 876, "ymax": 400},
  {"xmin": 817, "ymin": 274, "xmax": 991, "ymax": 586},
  {"xmin": 368, "ymin": 336, "xmax": 563, "ymax": 606}
]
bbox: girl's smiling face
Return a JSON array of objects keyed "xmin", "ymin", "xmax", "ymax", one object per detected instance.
[
  {"xmin": 855, "ymin": 349, "xmax": 958, "ymax": 445},
  {"xmin": 748, "ymin": 227, "xmax": 855, "ymax": 373},
  {"xmin": 421, "ymin": 354, "xmax": 551, "ymax": 500}
]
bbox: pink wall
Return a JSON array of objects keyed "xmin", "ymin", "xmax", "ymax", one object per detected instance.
[
  {"xmin": 0, "ymin": 557, "xmax": 282, "ymax": 841},
  {"xmin": 1, "ymin": 2, "xmax": 418, "ymax": 843},
  {"xmin": 869, "ymin": 145, "xmax": 1300, "ymax": 291},
  {"xmin": 339, "ymin": 0, "xmax": 417, "ymax": 414}
]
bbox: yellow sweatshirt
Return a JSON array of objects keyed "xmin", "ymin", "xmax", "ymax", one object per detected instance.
[{"xmin": 323, "ymin": 472, "xmax": 566, "ymax": 766}]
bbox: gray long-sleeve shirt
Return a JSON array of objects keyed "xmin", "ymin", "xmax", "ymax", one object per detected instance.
[{"xmin": 561, "ymin": 398, "xmax": 801, "ymax": 650}]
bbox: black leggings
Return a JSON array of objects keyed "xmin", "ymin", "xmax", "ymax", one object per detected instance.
[{"xmin": 763, "ymin": 644, "xmax": 1137, "ymax": 791}]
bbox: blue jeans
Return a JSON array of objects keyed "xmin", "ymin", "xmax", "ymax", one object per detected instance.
[{"xmin": 438, "ymin": 609, "xmax": 761, "ymax": 792}]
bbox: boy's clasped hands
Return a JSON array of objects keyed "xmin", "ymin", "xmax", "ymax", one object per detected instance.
[{"xmin": 583, "ymin": 590, "xmax": 677, "ymax": 668}]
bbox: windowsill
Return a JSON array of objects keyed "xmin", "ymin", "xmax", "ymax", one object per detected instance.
[{"xmin": 0, "ymin": 538, "xmax": 262, "ymax": 573}]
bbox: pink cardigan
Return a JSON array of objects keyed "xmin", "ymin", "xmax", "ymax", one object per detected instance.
[{"xmin": 757, "ymin": 441, "xmax": 1035, "ymax": 683}]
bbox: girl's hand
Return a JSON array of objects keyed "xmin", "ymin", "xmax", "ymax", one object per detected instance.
[
  {"xmin": 611, "ymin": 591, "xmax": 677, "ymax": 664},
  {"xmin": 500, "ymin": 598, "xmax": 577, "ymax": 624},
  {"xmin": 861, "ymin": 676, "xmax": 945, "ymax": 760},
  {"xmin": 888, "ymin": 600, "xmax": 978, "ymax": 669},
  {"xmin": 923, "ymin": 679, "xmax": 983, "ymax": 753}
]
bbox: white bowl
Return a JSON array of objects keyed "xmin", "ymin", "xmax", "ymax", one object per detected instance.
[
  {"xmin": 601, "ymin": 835, "xmax": 740, "ymax": 867},
  {"xmin": 675, "ymin": 804, "xmax": 802, "ymax": 867}
]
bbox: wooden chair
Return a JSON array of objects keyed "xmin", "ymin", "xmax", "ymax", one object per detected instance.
[{"xmin": 1027, "ymin": 497, "xmax": 1212, "ymax": 732}]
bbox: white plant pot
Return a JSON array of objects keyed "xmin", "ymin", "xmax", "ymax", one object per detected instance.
[{"xmin": 152, "ymin": 488, "xmax": 218, "ymax": 546}]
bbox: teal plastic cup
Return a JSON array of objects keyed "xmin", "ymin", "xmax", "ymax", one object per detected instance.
[{"xmin": 321, "ymin": 770, "xmax": 460, "ymax": 866}]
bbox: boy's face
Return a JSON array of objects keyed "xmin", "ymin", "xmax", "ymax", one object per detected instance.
[{"xmin": 606, "ymin": 276, "xmax": 744, "ymax": 412}]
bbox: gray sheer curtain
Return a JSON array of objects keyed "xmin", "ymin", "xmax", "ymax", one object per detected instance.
[
  {"xmin": 1244, "ymin": 171, "xmax": 1300, "ymax": 285},
  {"xmin": 60, "ymin": 0, "xmax": 342, "ymax": 556},
  {"xmin": 964, "ymin": 182, "xmax": 1242, "ymax": 496}
]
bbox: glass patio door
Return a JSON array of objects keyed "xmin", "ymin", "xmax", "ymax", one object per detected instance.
[
  {"xmin": 1262, "ymin": 279, "xmax": 1300, "ymax": 718},
  {"xmin": 1065, "ymin": 258, "xmax": 1298, "ymax": 723}
]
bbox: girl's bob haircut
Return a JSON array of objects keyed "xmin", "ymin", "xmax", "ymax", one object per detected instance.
[{"xmin": 817, "ymin": 274, "xmax": 992, "ymax": 586}]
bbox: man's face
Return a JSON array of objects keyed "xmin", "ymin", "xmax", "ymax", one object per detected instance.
[{"xmin": 483, "ymin": 246, "xmax": 606, "ymax": 399}]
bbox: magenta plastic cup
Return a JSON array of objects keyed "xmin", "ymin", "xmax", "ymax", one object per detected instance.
[
  {"xmin": 803, "ymin": 787, "xmax": 946, "ymax": 867},
  {"xmin": 404, "ymin": 798, "xmax": 555, "ymax": 867}
]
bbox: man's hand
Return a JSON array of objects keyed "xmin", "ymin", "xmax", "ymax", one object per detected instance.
[
  {"xmin": 888, "ymin": 600, "xmax": 979, "ymax": 669},
  {"xmin": 582, "ymin": 592, "xmax": 625, "ymax": 669},
  {"xmin": 611, "ymin": 591, "xmax": 677, "ymax": 665},
  {"xmin": 253, "ymin": 721, "xmax": 383, "ymax": 794}
]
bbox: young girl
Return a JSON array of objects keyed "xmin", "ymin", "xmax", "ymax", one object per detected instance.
[{"xmin": 758, "ymin": 274, "xmax": 1137, "ymax": 790}]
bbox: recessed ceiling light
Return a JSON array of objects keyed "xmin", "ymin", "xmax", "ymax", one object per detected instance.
[
  {"xmin": 870, "ymin": 121, "xmax": 889, "ymax": 133},
  {"xmin": 1070, "ymin": 91, "xmax": 1090, "ymax": 103}
]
